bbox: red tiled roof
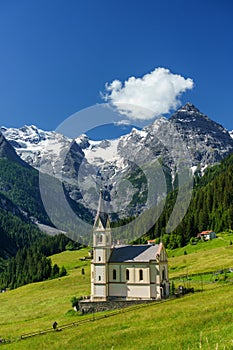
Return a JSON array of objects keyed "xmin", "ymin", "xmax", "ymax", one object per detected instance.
[{"xmin": 200, "ymin": 230, "xmax": 213, "ymax": 235}]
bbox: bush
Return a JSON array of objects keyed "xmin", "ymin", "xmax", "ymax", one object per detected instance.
[
  {"xmin": 71, "ymin": 296, "xmax": 83, "ymax": 311},
  {"xmin": 190, "ymin": 237, "xmax": 198, "ymax": 245}
]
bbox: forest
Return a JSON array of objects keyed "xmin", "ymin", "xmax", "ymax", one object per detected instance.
[
  {"xmin": 0, "ymin": 233, "xmax": 80, "ymax": 290},
  {"xmin": 150, "ymin": 153, "xmax": 233, "ymax": 248}
]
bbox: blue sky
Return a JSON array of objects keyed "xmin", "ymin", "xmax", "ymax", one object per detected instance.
[{"xmin": 0, "ymin": 0, "xmax": 232, "ymax": 133}]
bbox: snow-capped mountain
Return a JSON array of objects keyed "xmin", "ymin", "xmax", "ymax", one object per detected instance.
[
  {"xmin": 1, "ymin": 104, "xmax": 233, "ymax": 218},
  {"xmin": 230, "ymin": 130, "xmax": 233, "ymax": 139},
  {"xmin": 0, "ymin": 129, "xmax": 29, "ymax": 167},
  {"xmin": 0, "ymin": 125, "xmax": 74, "ymax": 176}
]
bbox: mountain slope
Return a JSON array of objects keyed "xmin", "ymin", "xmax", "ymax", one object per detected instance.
[
  {"xmin": 169, "ymin": 103, "xmax": 233, "ymax": 171},
  {"xmin": 0, "ymin": 158, "xmax": 52, "ymax": 224},
  {"xmin": 1, "ymin": 104, "xmax": 233, "ymax": 222},
  {"xmin": 0, "ymin": 132, "xmax": 93, "ymax": 258},
  {"xmin": 0, "ymin": 131, "xmax": 30, "ymax": 167},
  {"xmin": 148, "ymin": 153, "xmax": 233, "ymax": 248}
]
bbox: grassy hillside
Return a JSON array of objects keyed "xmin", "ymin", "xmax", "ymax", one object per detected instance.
[
  {"xmin": 168, "ymin": 231, "xmax": 233, "ymax": 277},
  {"xmin": 0, "ymin": 238, "xmax": 233, "ymax": 349}
]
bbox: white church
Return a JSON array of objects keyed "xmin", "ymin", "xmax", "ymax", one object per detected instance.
[{"xmin": 91, "ymin": 192, "xmax": 170, "ymax": 301}]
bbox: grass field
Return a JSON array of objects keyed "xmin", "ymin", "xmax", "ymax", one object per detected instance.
[
  {"xmin": 168, "ymin": 232, "xmax": 233, "ymax": 278},
  {"xmin": 0, "ymin": 235, "xmax": 233, "ymax": 349}
]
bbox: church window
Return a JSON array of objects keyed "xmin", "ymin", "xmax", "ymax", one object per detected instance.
[
  {"xmin": 162, "ymin": 268, "xmax": 166, "ymax": 280},
  {"xmin": 99, "ymin": 235, "xmax": 103, "ymax": 243},
  {"xmin": 139, "ymin": 269, "xmax": 143, "ymax": 281},
  {"xmin": 126, "ymin": 269, "xmax": 129, "ymax": 281},
  {"xmin": 113, "ymin": 269, "xmax": 116, "ymax": 280},
  {"xmin": 98, "ymin": 275, "xmax": 101, "ymax": 281},
  {"xmin": 98, "ymin": 256, "xmax": 101, "ymax": 261}
]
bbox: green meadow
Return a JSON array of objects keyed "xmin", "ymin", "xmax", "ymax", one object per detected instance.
[{"xmin": 0, "ymin": 234, "xmax": 233, "ymax": 349}]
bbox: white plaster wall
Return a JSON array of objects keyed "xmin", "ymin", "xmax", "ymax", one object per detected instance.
[
  {"xmin": 127, "ymin": 285, "xmax": 151, "ymax": 299},
  {"xmin": 109, "ymin": 283, "xmax": 127, "ymax": 297},
  {"xmin": 94, "ymin": 284, "xmax": 106, "ymax": 298},
  {"xmin": 94, "ymin": 265, "xmax": 106, "ymax": 283},
  {"xmin": 94, "ymin": 248, "xmax": 108, "ymax": 263}
]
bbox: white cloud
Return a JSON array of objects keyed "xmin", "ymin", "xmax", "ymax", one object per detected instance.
[
  {"xmin": 102, "ymin": 68, "xmax": 194, "ymax": 120},
  {"xmin": 114, "ymin": 119, "xmax": 131, "ymax": 126}
]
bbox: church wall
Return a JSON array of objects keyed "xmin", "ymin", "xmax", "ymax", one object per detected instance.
[
  {"xmin": 108, "ymin": 282, "xmax": 152, "ymax": 299},
  {"xmin": 108, "ymin": 263, "xmax": 156, "ymax": 299},
  {"xmin": 108, "ymin": 263, "xmax": 151, "ymax": 284},
  {"xmin": 159, "ymin": 262, "xmax": 168, "ymax": 281},
  {"xmin": 149, "ymin": 263, "xmax": 158, "ymax": 282},
  {"xmin": 94, "ymin": 247, "xmax": 111, "ymax": 264},
  {"xmin": 93, "ymin": 264, "xmax": 106, "ymax": 283},
  {"xmin": 108, "ymin": 283, "xmax": 127, "ymax": 297},
  {"xmin": 150, "ymin": 283, "xmax": 157, "ymax": 299},
  {"xmin": 93, "ymin": 284, "xmax": 106, "ymax": 298},
  {"xmin": 127, "ymin": 284, "xmax": 151, "ymax": 299}
]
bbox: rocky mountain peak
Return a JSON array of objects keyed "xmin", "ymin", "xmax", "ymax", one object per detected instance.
[
  {"xmin": 169, "ymin": 103, "xmax": 230, "ymax": 136},
  {"xmin": 170, "ymin": 103, "xmax": 209, "ymax": 124},
  {"xmin": 75, "ymin": 134, "xmax": 90, "ymax": 149},
  {"xmin": 177, "ymin": 102, "xmax": 201, "ymax": 114}
]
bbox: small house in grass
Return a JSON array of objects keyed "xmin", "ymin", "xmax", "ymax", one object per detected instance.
[
  {"xmin": 147, "ymin": 239, "xmax": 156, "ymax": 245},
  {"xmin": 197, "ymin": 230, "xmax": 216, "ymax": 241}
]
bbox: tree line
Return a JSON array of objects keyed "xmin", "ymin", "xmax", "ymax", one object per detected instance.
[{"xmin": 0, "ymin": 234, "xmax": 80, "ymax": 290}]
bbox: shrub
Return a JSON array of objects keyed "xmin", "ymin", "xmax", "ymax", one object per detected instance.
[{"xmin": 71, "ymin": 296, "xmax": 83, "ymax": 311}]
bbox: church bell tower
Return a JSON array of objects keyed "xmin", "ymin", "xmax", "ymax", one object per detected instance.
[{"xmin": 91, "ymin": 190, "xmax": 112, "ymax": 301}]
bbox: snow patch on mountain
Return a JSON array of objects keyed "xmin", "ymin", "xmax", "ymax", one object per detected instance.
[
  {"xmin": 85, "ymin": 139, "xmax": 121, "ymax": 166},
  {"xmin": 0, "ymin": 125, "xmax": 72, "ymax": 173}
]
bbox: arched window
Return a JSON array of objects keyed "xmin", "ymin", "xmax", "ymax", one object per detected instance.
[
  {"xmin": 98, "ymin": 256, "xmax": 101, "ymax": 262},
  {"xmin": 99, "ymin": 235, "xmax": 103, "ymax": 243},
  {"xmin": 126, "ymin": 269, "xmax": 129, "ymax": 281},
  {"xmin": 113, "ymin": 269, "xmax": 116, "ymax": 280},
  {"xmin": 139, "ymin": 269, "xmax": 143, "ymax": 281},
  {"xmin": 98, "ymin": 275, "xmax": 101, "ymax": 281}
]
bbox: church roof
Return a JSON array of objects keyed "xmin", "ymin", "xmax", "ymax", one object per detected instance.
[{"xmin": 109, "ymin": 244, "xmax": 161, "ymax": 263}]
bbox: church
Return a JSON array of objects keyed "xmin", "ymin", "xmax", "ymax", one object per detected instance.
[{"xmin": 90, "ymin": 192, "xmax": 170, "ymax": 301}]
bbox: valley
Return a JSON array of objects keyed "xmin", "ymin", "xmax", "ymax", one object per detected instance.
[
  {"xmin": 0, "ymin": 103, "xmax": 232, "ymax": 349},
  {"xmin": 0, "ymin": 234, "xmax": 233, "ymax": 349}
]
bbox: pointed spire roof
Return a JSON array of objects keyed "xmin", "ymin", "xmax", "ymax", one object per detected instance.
[{"xmin": 93, "ymin": 190, "xmax": 110, "ymax": 230}]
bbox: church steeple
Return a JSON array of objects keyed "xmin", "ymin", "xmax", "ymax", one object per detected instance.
[
  {"xmin": 91, "ymin": 190, "xmax": 112, "ymax": 301},
  {"xmin": 93, "ymin": 189, "xmax": 111, "ymax": 231},
  {"xmin": 93, "ymin": 190, "xmax": 111, "ymax": 247}
]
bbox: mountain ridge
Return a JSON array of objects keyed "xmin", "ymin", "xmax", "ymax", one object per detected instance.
[{"xmin": 1, "ymin": 104, "xmax": 233, "ymax": 221}]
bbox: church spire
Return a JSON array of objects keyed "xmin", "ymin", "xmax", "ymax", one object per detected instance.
[{"xmin": 93, "ymin": 189, "xmax": 110, "ymax": 230}]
